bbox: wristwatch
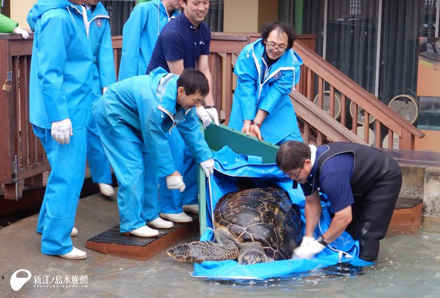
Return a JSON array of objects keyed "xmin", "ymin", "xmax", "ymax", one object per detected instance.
[
  {"xmin": 251, "ymin": 121, "xmax": 261, "ymax": 128},
  {"xmin": 317, "ymin": 235, "xmax": 328, "ymax": 246}
]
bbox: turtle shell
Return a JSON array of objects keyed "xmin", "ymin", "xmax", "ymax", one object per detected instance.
[{"xmin": 213, "ymin": 187, "xmax": 302, "ymax": 261}]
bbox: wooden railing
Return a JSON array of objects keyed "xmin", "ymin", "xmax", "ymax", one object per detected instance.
[
  {"xmin": 207, "ymin": 32, "xmax": 424, "ymax": 149},
  {"xmin": 292, "ymin": 40, "xmax": 424, "ymax": 149},
  {"xmin": 0, "ymin": 34, "xmax": 49, "ymax": 200},
  {"xmin": 0, "ymin": 32, "xmax": 424, "ymax": 199}
]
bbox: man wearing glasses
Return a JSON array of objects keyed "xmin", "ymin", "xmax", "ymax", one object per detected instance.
[
  {"xmin": 276, "ymin": 141, "xmax": 402, "ymax": 262},
  {"xmin": 228, "ymin": 21, "xmax": 303, "ymax": 145}
]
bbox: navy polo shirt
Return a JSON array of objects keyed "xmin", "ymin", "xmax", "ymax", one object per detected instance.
[
  {"xmin": 146, "ymin": 13, "xmax": 211, "ymax": 74},
  {"xmin": 301, "ymin": 148, "xmax": 354, "ymax": 213}
]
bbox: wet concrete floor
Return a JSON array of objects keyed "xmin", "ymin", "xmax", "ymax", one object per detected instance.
[{"xmin": 1, "ymin": 192, "xmax": 440, "ymax": 298}]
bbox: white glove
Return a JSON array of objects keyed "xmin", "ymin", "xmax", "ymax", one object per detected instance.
[
  {"xmin": 102, "ymin": 87, "xmax": 108, "ymax": 94},
  {"xmin": 300, "ymin": 236, "xmax": 315, "ymax": 246},
  {"xmin": 205, "ymin": 107, "xmax": 219, "ymax": 126},
  {"xmin": 12, "ymin": 26, "xmax": 29, "ymax": 39},
  {"xmin": 51, "ymin": 118, "xmax": 73, "ymax": 145},
  {"xmin": 166, "ymin": 175, "xmax": 186, "ymax": 192},
  {"xmin": 293, "ymin": 237, "xmax": 325, "ymax": 260},
  {"xmin": 195, "ymin": 106, "xmax": 212, "ymax": 129},
  {"xmin": 200, "ymin": 159, "xmax": 214, "ymax": 177}
]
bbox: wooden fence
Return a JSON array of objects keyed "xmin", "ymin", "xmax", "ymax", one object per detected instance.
[{"xmin": 0, "ymin": 32, "xmax": 424, "ymax": 199}]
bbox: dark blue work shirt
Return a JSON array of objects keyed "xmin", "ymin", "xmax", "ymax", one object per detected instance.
[
  {"xmin": 300, "ymin": 147, "xmax": 354, "ymax": 213},
  {"xmin": 146, "ymin": 13, "xmax": 211, "ymax": 74}
]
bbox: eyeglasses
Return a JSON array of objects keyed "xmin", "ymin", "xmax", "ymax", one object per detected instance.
[
  {"xmin": 266, "ymin": 41, "xmax": 287, "ymax": 52},
  {"xmin": 284, "ymin": 162, "xmax": 304, "ymax": 181}
]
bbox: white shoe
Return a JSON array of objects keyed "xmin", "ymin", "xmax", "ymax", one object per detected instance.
[
  {"xmin": 160, "ymin": 212, "xmax": 193, "ymax": 223},
  {"xmin": 71, "ymin": 227, "xmax": 78, "ymax": 237},
  {"xmin": 59, "ymin": 247, "xmax": 87, "ymax": 260},
  {"xmin": 99, "ymin": 183, "xmax": 115, "ymax": 196},
  {"xmin": 183, "ymin": 204, "xmax": 199, "ymax": 214},
  {"xmin": 148, "ymin": 217, "xmax": 174, "ymax": 229},
  {"xmin": 125, "ymin": 226, "xmax": 159, "ymax": 238}
]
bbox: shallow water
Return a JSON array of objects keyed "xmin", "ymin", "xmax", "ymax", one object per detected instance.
[
  {"xmin": 8, "ymin": 218, "xmax": 440, "ymax": 298},
  {"xmin": 153, "ymin": 223, "xmax": 440, "ymax": 298}
]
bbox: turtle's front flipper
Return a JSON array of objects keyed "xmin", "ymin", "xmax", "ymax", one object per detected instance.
[
  {"xmin": 238, "ymin": 243, "xmax": 269, "ymax": 265},
  {"xmin": 167, "ymin": 241, "xmax": 239, "ymax": 263}
]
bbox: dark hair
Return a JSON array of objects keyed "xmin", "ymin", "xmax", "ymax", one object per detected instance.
[
  {"xmin": 261, "ymin": 21, "xmax": 297, "ymax": 50},
  {"xmin": 177, "ymin": 68, "xmax": 209, "ymax": 96},
  {"xmin": 276, "ymin": 141, "xmax": 310, "ymax": 172}
]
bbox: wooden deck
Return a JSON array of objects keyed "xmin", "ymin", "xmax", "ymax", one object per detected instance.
[{"xmin": 388, "ymin": 198, "xmax": 423, "ymax": 235}]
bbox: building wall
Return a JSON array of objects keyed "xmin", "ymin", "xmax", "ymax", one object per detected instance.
[
  {"xmin": 415, "ymin": 130, "xmax": 440, "ymax": 152},
  {"xmin": 11, "ymin": 0, "xmax": 34, "ymax": 30},
  {"xmin": 224, "ymin": 0, "xmax": 278, "ymax": 33}
]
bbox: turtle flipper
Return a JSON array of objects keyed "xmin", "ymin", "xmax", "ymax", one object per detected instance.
[
  {"xmin": 167, "ymin": 241, "xmax": 239, "ymax": 263},
  {"xmin": 238, "ymin": 243, "xmax": 269, "ymax": 265}
]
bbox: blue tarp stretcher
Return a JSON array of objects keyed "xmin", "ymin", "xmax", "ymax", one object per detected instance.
[{"xmin": 192, "ymin": 146, "xmax": 372, "ymax": 280}]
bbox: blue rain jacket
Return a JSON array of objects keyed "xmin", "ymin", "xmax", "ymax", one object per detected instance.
[
  {"xmin": 28, "ymin": 0, "xmax": 94, "ymax": 129},
  {"xmin": 27, "ymin": 0, "xmax": 92, "ymax": 256},
  {"xmin": 88, "ymin": 3, "xmax": 116, "ymax": 101},
  {"xmin": 118, "ymin": 0, "xmax": 179, "ymax": 80},
  {"xmin": 228, "ymin": 39, "xmax": 303, "ymax": 144},
  {"xmin": 85, "ymin": 3, "xmax": 115, "ymax": 186},
  {"xmin": 93, "ymin": 67, "xmax": 212, "ymax": 177},
  {"xmin": 192, "ymin": 146, "xmax": 372, "ymax": 280}
]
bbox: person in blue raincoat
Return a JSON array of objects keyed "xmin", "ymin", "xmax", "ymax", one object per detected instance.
[
  {"xmin": 146, "ymin": 0, "xmax": 219, "ymax": 224},
  {"xmin": 118, "ymin": 0, "xmax": 182, "ymax": 81},
  {"xmin": 28, "ymin": 0, "xmax": 96, "ymax": 260},
  {"xmin": 92, "ymin": 68, "xmax": 215, "ymax": 238},
  {"xmin": 228, "ymin": 21, "xmax": 303, "ymax": 145},
  {"xmin": 117, "ymin": 0, "xmax": 183, "ymax": 229},
  {"xmin": 85, "ymin": 2, "xmax": 117, "ymax": 197}
]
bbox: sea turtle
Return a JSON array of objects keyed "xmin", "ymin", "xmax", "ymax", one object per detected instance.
[{"xmin": 167, "ymin": 187, "xmax": 302, "ymax": 265}]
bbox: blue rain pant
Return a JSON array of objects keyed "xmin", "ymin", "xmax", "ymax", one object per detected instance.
[
  {"xmin": 34, "ymin": 126, "xmax": 87, "ymax": 255},
  {"xmin": 97, "ymin": 128, "xmax": 159, "ymax": 233},
  {"xmin": 86, "ymin": 115, "xmax": 112, "ymax": 184},
  {"xmin": 158, "ymin": 128, "xmax": 198, "ymax": 214}
]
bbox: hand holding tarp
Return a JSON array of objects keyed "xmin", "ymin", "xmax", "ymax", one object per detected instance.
[
  {"xmin": 293, "ymin": 236, "xmax": 325, "ymax": 259},
  {"xmin": 200, "ymin": 159, "xmax": 214, "ymax": 177}
]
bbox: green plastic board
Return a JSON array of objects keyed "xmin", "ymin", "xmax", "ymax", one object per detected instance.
[{"xmin": 197, "ymin": 124, "xmax": 280, "ymax": 234}]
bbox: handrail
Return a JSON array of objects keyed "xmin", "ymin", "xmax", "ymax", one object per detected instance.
[
  {"xmin": 0, "ymin": 32, "xmax": 425, "ymax": 199},
  {"xmin": 206, "ymin": 32, "xmax": 424, "ymax": 150},
  {"xmin": 289, "ymin": 90, "xmax": 367, "ymax": 145},
  {"xmin": 292, "ymin": 40, "xmax": 424, "ymax": 149}
]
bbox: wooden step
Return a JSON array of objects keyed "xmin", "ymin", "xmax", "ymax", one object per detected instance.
[
  {"xmin": 387, "ymin": 198, "xmax": 423, "ymax": 235},
  {"xmin": 85, "ymin": 216, "xmax": 198, "ymax": 260}
]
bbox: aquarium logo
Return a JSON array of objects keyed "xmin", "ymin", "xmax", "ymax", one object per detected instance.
[{"xmin": 10, "ymin": 269, "xmax": 32, "ymax": 291}]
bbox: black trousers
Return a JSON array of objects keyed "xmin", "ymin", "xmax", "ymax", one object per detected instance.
[{"xmin": 346, "ymin": 157, "xmax": 402, "ymax": 261}]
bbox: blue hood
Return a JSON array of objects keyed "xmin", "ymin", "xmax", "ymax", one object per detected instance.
[
  {"xmin": 27, "ymin": 0, "xmax": 74, "ymax": 30},
  {"xmin": 93, "ymin": 2, "xmax": 109, "ymax": 17}
]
